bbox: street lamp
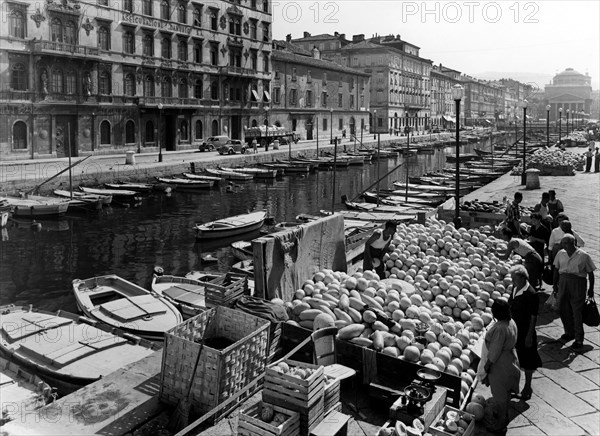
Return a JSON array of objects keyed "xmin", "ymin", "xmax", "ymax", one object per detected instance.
[
  {"xmin": 558, "ymin": 107, "xmax": 562, "ymax": 144},
  {"xmin": 546, "ymin": 104, "xmax": 550, "ymax": 148},
  {"xmin": 451, "ymin": 84, "xmax": 464, "ymax": 228},
  {"xmin": 330, "ymin": 108, "xmax": 333, "ymax": 144},
  {"xmin": 566, "ymin": 109, "xmax": 570, "ymax": 136},
  {"xmin": 521, "ymin": 99, "xmax": 528, "ymax": 185},
  {"xmin": 374, "ymin": 109, "xmax": 380, "ymax": 206},
  {"xmin": 315, "ymin": 115, "xmax": 319, "ymax": 156},
  {"xmin": 405, "ymin": 117, "xmax": 410, "ymax": 202},
  {"xmin": 157, "ymin": 103, "xmax": 163, "ymax": 162},
  {"xmin": 265, "ymin": 107, "xmax": 270, "ymax": 151}
]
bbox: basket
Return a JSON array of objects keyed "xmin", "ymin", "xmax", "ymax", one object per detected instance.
[
  {"xmin": 159, "ymin": 306, "xmax": 269, "ymax": 421},
  {"xmin": 205, "ymin": 273, "xmax": 249, "ymax": 308},
  {"xmin": 238, "ymin": 401, "xmax": 300, "ymax": 436}
]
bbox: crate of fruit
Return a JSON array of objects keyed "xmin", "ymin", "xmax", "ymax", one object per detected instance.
[
  {"xmin": 238, "ymin": 401, "xmax": 300, "ymax": 436},
  {"xmin": 205, "ymin": 272, "xmax": 249, "ymax": 308},
  {"xmin": 323, "ymin": 376, "xmax": 340, "ymax": 415},
  {"xmin": 428, "ymin": 405, "xmax": 475, "ymax": 436}
]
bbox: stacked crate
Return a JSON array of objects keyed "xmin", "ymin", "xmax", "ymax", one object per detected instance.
[
  {"xmin": 204, "ymin": 273, "xmax": 249, "ymax": 308},
  {"xmin": 323, "ymin": 376, "xmax": 341, "ymax": 415}
]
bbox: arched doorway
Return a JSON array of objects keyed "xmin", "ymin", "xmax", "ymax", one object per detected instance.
[
  {"xmin": 251, "ymin": 119, "xmax": 257, "ymax": 127},
  {"xmin": 195, "ymin": 120, "xmax": 203, "ymax": 140},
  {"xmin": 349, "ymin": 117, "xmax": 355, "ymax": 136},
  {"xmin": 306, "ymin": 118, "xmax": 313, "ymax": 140},
  {"xmin": 394, "ymin": 113, "xmax": 398, "ymax": 134},
  {"xmin": 211, "ymin": 119, "xmax": 219, "ymax": 136}
]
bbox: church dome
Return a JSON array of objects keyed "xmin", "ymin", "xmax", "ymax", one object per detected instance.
[{"xmin": 553, "ymin": 68, "xmax": 591, "ymax": 86}]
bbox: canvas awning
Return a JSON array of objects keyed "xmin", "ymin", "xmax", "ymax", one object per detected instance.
[
  {"xmin": 263, "ymin": 91, "xmax": 271, "ymax": 102},
  {"xmin": 443, "ymin": 115, "xmax": 456, "ymax": 123},
  {"xmin": 251, "ymin": 90, "xmax": 260, "ymax": 101}
]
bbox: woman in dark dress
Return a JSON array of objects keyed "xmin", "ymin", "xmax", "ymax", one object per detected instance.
[
  {"xmin": 509, "ymin": 265, "xmax": 542, "ymax": 401},
  {"xmin": 527, "ymin": 213, "xmax": 550, "ymax": 262}
]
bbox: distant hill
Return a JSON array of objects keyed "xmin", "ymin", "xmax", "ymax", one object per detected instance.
[{"xmin": 473, "ymin": 72, "xmax": 554, "ymax": 89}]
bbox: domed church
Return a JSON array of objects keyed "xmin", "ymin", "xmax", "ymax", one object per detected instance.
[{"xmin": 544, "ymin": 68, "xmax": 592, "ymax": 122}]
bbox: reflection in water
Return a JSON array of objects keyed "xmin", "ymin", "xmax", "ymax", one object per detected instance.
[{"xmin": 0, "ymin": 139, "xmax": 497, "ymax": 311}]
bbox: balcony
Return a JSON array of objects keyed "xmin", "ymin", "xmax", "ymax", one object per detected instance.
[
  {"xmin": 32, "ymin": 40, "xmax": 99, "ymax": 57},
  {"xmin": 0, "ymin": 90, "xmax": 35, "ymax": 102},
  {"xmin": 220, "ymin": 66, "xmax": 255, "ymax": 76},
  {"xmin": 138, "ymin": 96, "xmax": 201, "ymax": 107}
]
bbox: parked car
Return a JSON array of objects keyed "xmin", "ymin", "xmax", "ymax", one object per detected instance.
[
  {"xmin": 218, "ymin": 140, "xmax": 248, "ymax": 155},
  {"xmin": 199, "ymin": 135, "xmax": 230, "ymax": 152}
]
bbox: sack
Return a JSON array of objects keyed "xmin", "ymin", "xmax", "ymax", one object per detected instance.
[
  {"xmin": 542, "ymin": 265, "xmax": 553, "ymax": 285},
  {"xmin": 583, "ymin": 298, "xmax": 600, "ymax": 327},
  {"xmin": 546, "ymin": 292, "xmax": 558, "ymax": 311}
]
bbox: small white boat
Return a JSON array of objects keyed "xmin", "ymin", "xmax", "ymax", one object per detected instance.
[
  {"xmin": 156, "ymin": 177, "xmax": 214, "ymax": 189},
  {"xmin": 182, "ymin": 173, "xmax": 223, "ymax": 183},
  {"xmin": 151, "ymin": 274, "xmax": 209, "ymax": 319},
  {"xmin": 193, "ymin": 210, "xmax": 267, "ymax": 240},
  {"xmin": 80, "ymin": 186, "xmax": 140, "ymax": 199},
  {"xmin": 0, "ymin": 195, "xmax": 69, "ymax": 218},
  {"xmin": 0, "ymin": 305, "xmax": 157, "ymax": 395},
  {"xmin": 204, "ymin": 168, "xmax": 254, "ymax": 181},
  {"xmin": 105, "ymin": 182, "xmax": 154, "ymax": 192},
  {"xmin": 54, "ymin": 189, "xmax": 112, "ymax": 206},
  {"xmin": 72, "ymin": 274, "xmax": 183, "ymax": 341},
  {"xmin": 220, "ymin": 166, "xmax": 278, "ymax": 179},
  {"xmin": 231, "ymin": 240, "xmax": 253, "ymax": 261}
]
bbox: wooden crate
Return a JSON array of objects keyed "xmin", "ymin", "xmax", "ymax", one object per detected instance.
[
  {"xmin": 238, "ymin": 401, "xmax": 300, "ymax": 436},
  {"xmin": 390, "ymin": 387, "xmax": 447, "ymax": 429},
  {"xmin": 205, "ymin": 273, "xmax": 249, "ymax": 308},
  {"xmin": 323, "ymin": 377, "xmax": 340, "ymax": 414},
  {"xmin": 159, "ymin": 306, "xmax": 269, "ymax": 421},
  {"xmin": 268, "ymin": 321, "xmax": 283, "ymax": 364},
  {"xmin": 428, "ymin": 406, "xmax": 475, "ymax": 436}
]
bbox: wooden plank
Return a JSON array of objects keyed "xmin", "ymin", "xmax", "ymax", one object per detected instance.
[{"xmin": 251, "ymin": 238, "xmax": 267, "ymax": 299}]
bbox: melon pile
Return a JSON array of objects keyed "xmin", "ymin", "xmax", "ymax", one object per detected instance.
[
  {"xmin": 286, "ymin": 218, "xmax": 518, "ymax": 403},
  {"xmin": 511, "ymin": 148, "xmax": 585, "ymax": 174}
]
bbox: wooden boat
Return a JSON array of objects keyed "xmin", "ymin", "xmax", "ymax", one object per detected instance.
[
  {"xmin": 231, "ymin": 259, "xmax": 254, "ymax": 278},
  {"xmin": 150, "ymin": 274, "xmax": 209, "ymax": 319},
  {"xmin": 0, "ymin": 304, "xmax": 157, "ymax": 394},
  {"xmin": 344, "ymin": 200, "xmax": 429, "ymax": 215},
  {"xmin": 80, "ymin": 186, "xmax": 140, "ymax": 199},
  {"xmin": 322, "ymin": 209, "xmax": 416, "ymax": 223},
  {"xmin": 260, "ymin": 162, "xmax": 311, "ymax": 174},
  {"xmin": 362, "ymin": 191, "xmax": 442, "ymax": 207},
  {"xmin": 0, "ymin": 355, "xmax": 54, "ymax": 423},
  {"xmin": 0, "ymin": 195, "xmax": 69, "ymax": 218},
  {"xmin": 105, "ymin": 182, "xmax": 154, "ymax": 193},
  {"xmin": 54, "ymin": 189, "xmax": 112, "ymax": 206},
  {"xmin": 193, "ymin": 210, "xmax": 267, "ymax": 240},
  {"xmin": 231, "ymin": 240, "xmax": 253, "ymax": 261},
  {"xmin": 220, "ymin": 166, "xmax": 278, "ymax": 179},
  {"xmin": 182, "ymin": 173, "xmax": 223, "ymax": 183},
  {"xmin": 156, "ymin": 177, "xmax": 214, "ymax": 189},
  {"xmin": 445, "ymin": 153, "xmax": 480, "ymax": 163},
  {"xmin": 204, "ymin": 168, "xmax": 254, "ymax": 181},
  {"xmin": 72, "ymin": 274, "xmax": 183, "ymax": 341}
]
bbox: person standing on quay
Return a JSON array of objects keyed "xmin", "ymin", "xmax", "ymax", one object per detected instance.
[
  {"xmin": 508, "ymin": 265, "xmax": 542, "ymax": 401},
  {"xmin": 547, "ymin": 189, "xmax": 564, "ymax": 228},
  {"xmin": 584, "ymin": 146, "xmax": 593, "ymax": 172},
  {"xmin": 527, "ymin": 213, "xmax": 549, "ymax": 262},
  {"xmin": 532, "ymin": 192, "xmax": 553, "ymax": 231},
  {"xmin": 499, "ymin": 227, "xmax": 544, "ymax": 289},
  {"xmin": 504, "ymin": 192, "xmax": 523, "ymax": 236},
  {"xmin": 553, "ymin": 234, "xmax": 596, "ymax": 349},
  {"xmin": 595, "ymin": 147, "xmax": 600, "ymax": 173}
]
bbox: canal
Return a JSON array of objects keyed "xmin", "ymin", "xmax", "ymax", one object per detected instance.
[{"xmin": 0, "ymin": 136, "xmax": 503, "ymax": 311}]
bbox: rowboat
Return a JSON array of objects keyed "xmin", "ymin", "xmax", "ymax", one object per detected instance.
[
  {"xmin": 362, "ymin": 191, "xmax": 443, "ymax": 207},
  {"xmin": 193, "ymin": 210, "xmax": 267, "ymax": 240},
  {"xmin": 80, "ymin": 186, "xmax": 140, "ymax": 199},
  {"xmin": 150, "ymin": 274, "xmax": 209, "ymax": 319},
  {"xmin": 344, "ymin": 200, "xmax": 430, "ymax": 215},
  {"xmin": 0, "ymin": 195, "xmax": 69, "ymax": 218},
  {"xmin": 72, "ymin": 274, "xmax": 183, "ymax": 341},
  {"xmin": 220, "ymin": 166, "xmax": 278, "ymax": 179},
  {"xmin": 204, "ymin": 168, "xmax": 254, "ymax": 181},
  {"xmin": 445, "ymin": 153, "xmax": 480, "ymax": 163},
  {"xmin": 322, "ymin": 209, "xmax": 416, "ymax": 223},
  {"xmin": 54, "ymin": 189, "xmax": 112, "ymax": 206},
  {"xmin": 105, "ymin": 182, "xmax": 154, "ymax": 193},
  {"xmin": 231, "ymin": 259, "xmax": 254, "ymax": 278},
  {"xmin": 0, "ymin": 304, "xmax": 157, "ymax": 395},
  {"xmin": 156, "ymin": 177, "xmax": 214, "ymax": 189},
  {"xmin": 260, "ymin": 162, "xmax": 311, "ymax": 174},
  {"xmin": 231, "ymin": 240, "xmax": 253, "ymax": 261},
  {"xmin": 182, "ymin": 173, "xmax": 223, "ymax": 183},
  {"xmin": 0, "ymin": 355, "xmax": 53, "ymax": 423}
]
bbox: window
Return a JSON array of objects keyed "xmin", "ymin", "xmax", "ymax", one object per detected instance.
[
  {"xmin": 228, "ymin": 17, "xmax": 241, "ymax": 35},
  {"xmin": 161, "ymin": 0, "xmax": 170, "ymax": 19},
  {"xmin": 307, "ymin": 70, "xmax": 312, "ymax": 83},
  {"xmin": 193, "ymin": 42, "xmax": 202, "ymax": 63},
  {"xmin": 124, "ymin": 0, "xmax": 133, "ymax": 12},
  {"xmin": 100, "ymin": 120, "xmax": 111, "ymax": 144},
  {"xmin": 291, "ymin": 68, "xmax": 297, "ymax": 81},
  {"xmin": 289, "ymin": 88, "xmax": 297, "ymax": 105},
  {"xmin": 210, "ymin": 43, "xmax": 218, "ymax": 65},
  {"xmin": 178, "ymin": 3, "xmax": 186, "ymax": 23},
  {"xmin": 350, "ymin": 94, "xmax": 354, "ymax": 108},
  {"xmin": 125, "ymin": 120, "xmax": 136, "ymax": 143},
  {"xmin": 195, "ymin": 120, "xmax": 203, "ymax": 139},
  {"xmin": 161, "ymin": 37, "xmax": 171, "ymax": 58},
  {"xmin": 338, "ymin": 93, "xmax": 343, "ymax": 107},
  {"xmin": 273, "ymin": 87, "xmax": 280, "ymax": 104},
  {"xmin": 145, "ymin": 120, "xmax": 155, "ymax": 143},
  {"xmin": 306, "ymin": 90, "xmax": 312, "ymax": 107},
  {"xmin": 322, "ymin": 118, "xmax": 327, "ymax": 131},
  {"xmin": 211, "ymin": 119, "xmax": 219, "ymax": 136},
  {"xmin": 178, "ymin": 78, "xmax": 188, "ymax": 98},
  {"xmin": 262, "ymin": 52, "xmax": 269, "ymax": 73},
  {"xmin": 250, "ymin": 20, "xmax": 257, "ymax": 39},
  {"xmin": 144, "ymin": 75, "xmax": 155, "ymax": 96},
  {"xmin": 162, "ymin": 76, "xmax": 172, "ymax": 97},
  {"xmin": 251, "ymin": 0, "xmax": 256, "ymax": 8},
  {"xmin": 123, "ymin": 31, "xmax": 135, "ymax": 54},
  {"xmin": 12, "ymin": 121, "xmax": 27, "ymax": 149},
  {"xmin": 66, "ymin": 70, "xmax": 76, "ymax": 94},
  {"xmin": 51, "ymin": 18, "xmax": 62, "ymax": 41},
  {"xmin": 263, "ymin": 0, "xmax": 268, "ymax": 12},
  {"xmin": 64, "ymin": 20, "xmax": 77, "ymax": 44},
  {"xmin": 210, "ymin": 80, "xmax": 218, "ymax": 99},
  {"xmin": 51, "ymin": 69, "xmax": 64, "ymax": 93},
  {"xmin": 262, "ymin": 23, "xmax": 269, "ymax": 42},
  {"xmin": 194, "ymin": 79, "xmax": 203, "ymax": 98},
  {"xmin": 210, "ymin": 9, "xmax": 218, "ymax": 30},
  {"xmin": 11, "ymin": 63, "xmax": 27, "ymax": 91},
  {"xmin": 250, "ymin": 50, "xmax": 257, "ymax": 70},
  {"xmin": 9, "ymin": 9, "xmax": 25, "ymax": 38},
  {"xmin": 143, "ymin": 0, "xmax": 153, "ymax": 16},
  {"xmin": 99, "ymin": 0, "xmax": 108, "ymax": 5},
  {"xmin": 229, "ymin": 48, "xmax": 241, "ymax": 67},
  {"xmin": 321, "ymin": 91, "xmax": 327, "ymax": 107},
  {"xmin": 180, "ymin": 120, "xmax": 189, "ymax": 140},
  {"xmin": 143, "ymin": 34, "xmax": 154, "ymax": 56},
  {"xmin": 323, "ymin": 72, "xmax": 327, "ymax": 84},
  {"xmin": 99, "ymin": 71, "xmax": 111, "ymax": 94},
  {"xmin": 178, "ymin": 40, "xmax": 188, "ymax": 61},
  {"xmin": 124, "ymin": 73, "xmax": 136, "ymax": 96},
  {"xmin": 98, "ymin": 25, "xmax": 110, "ymax": 50},
  {"xmin": 193, "ymin": 7, "xmax": 202, "ymax": 26},
  {"xmin": 339, "ymin": 118, "xmax": 343, "ymax": 130}
]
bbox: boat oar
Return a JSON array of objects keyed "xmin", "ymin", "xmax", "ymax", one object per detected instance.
[{"xmin": 168, "ymin": 309, "xmax": 215, "ymax": 432}]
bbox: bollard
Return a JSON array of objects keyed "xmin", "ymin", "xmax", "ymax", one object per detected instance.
[
  {"xmin": 125, "ymin": 151, "xmax": 136, "ymax": 165},
  {"xmin": 525, "ymin": 168, "xmax": 540, "ymax": 190}
]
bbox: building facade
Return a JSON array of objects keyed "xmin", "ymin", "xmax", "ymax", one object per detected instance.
[
  {"xmin": 461, "ymin": 76, "xmax": 504, "ymax": 127},
  {"xmin": 270, "ymin": 38, "xmax": 370, "ymax": 141},
  {"xmin": 544, "ymin": 68, "xmax": 593, "ymax": 122},
  {"xmin": 430, "ymin": 64, "xmax": 462, "ymax": 129},
  {"xmin": 0, "ymin": 0, "xmax": 272, "ymax": 160}
]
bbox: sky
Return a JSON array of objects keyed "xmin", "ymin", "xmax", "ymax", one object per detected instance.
[{"xmin": 271, "ymin": 0, "xmax": 600, "ymax": 89}]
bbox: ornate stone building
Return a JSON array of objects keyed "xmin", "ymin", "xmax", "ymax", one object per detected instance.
[
  {"xmin": 0, "ymin": 0, "xmax": 272, "ymax": 160},
  {"xmin": 270, "ymin": 38, "xmax": 370, "ymax": 141},
  {"xmin": 460, "ymin": 76, "xmax": 504, "ymax": 127},
  {"xmin": 544, "ymin": 68, "xmax": 593, "ymax": 122},
  {"xmin": 430, "ymin": 64, "xmax": 462, "ymax": 129}
]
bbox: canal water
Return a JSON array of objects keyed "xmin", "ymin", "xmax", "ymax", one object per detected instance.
[{"xmin": 0, "ymin": 136, "xmax": 502, "ymax": 312}]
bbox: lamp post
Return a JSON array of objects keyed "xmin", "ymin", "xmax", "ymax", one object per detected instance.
[
  {"xmin": 546, "ymin": 104, "xmax": 550, "ymax": 148},
  {"xmin": 558, "ymin": 107, "xmax": 562, "ymax": 144},
  {"xmin": 157, "ymin": 103, "xmax": 163, "ymax": 162},
  {"xmin": 521, "ymin": 99, "xmax": 528, "ymax": 185},
  {"xmin": 451, "ymin": 84, "xmax": 464, "ymax": 229},
  {"xmin": 375, "ymin": 109, "xmax": 380, "ymax": 206},
  {"xmin": 405, "ymin": 119, "xmax": 410, "ymax": 203},
  {"xmin": 315, "ymin": 115, "xmax": 319, "ymax": 156},
  {"xmin": 566, "ymin": 109, "xmax": 570, "ymax": 136},
  {"xmin": 330, "ymin": 108, "xmax": 333, "ymax": 144},
  {"xmin": 265, "ymin": 107, "xmax": 269, "ymax": 151}
]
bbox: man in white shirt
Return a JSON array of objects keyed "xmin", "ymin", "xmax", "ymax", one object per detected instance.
[
  {"xmin": 552, "ymin": 234, "xmax": 596, "ymax": 349},
  {"xmin": 548, "ymin": 217, "xmax": 585, "ymax": 252}
]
